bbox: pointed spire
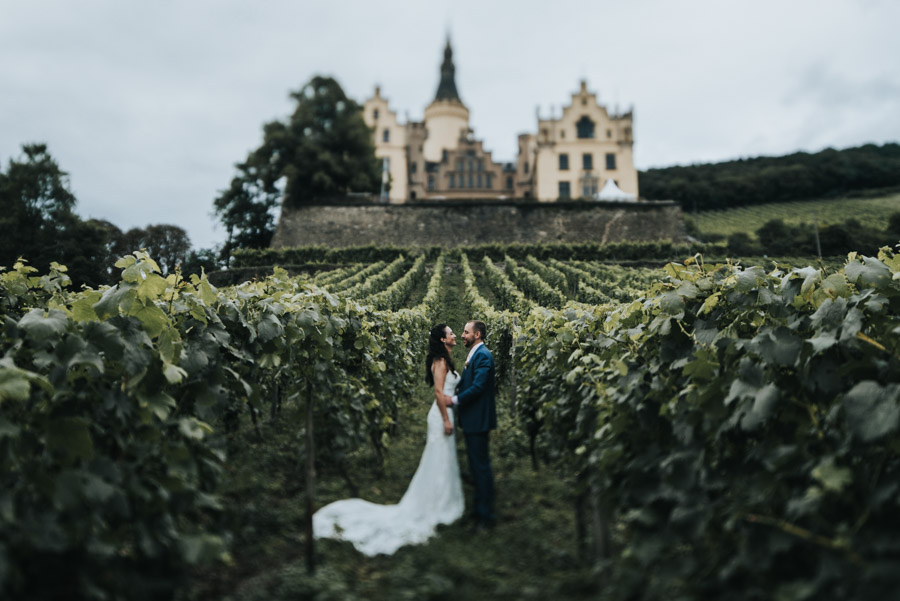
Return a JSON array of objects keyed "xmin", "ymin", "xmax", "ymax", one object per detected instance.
[{"xmin": 434, "ymin": 37, "xmax": 461, "ymax": 102}]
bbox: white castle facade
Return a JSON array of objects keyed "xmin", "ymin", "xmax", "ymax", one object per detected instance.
[{"xmin": 362, "ymin": 40, "xmax": 639, "ymax": 203}]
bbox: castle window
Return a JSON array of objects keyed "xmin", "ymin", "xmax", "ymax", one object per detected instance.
[
  {"xmin": 373, "ymin": 109, "xmax": 379, "ymax": 120},
  {"xmin": 449, "ymin": 173, "xmax": 456, "ymax": 188},
  {"xmin": 428, "ymin": 175, "xmax": 435, "ymax": 191},
  {"xmin": 383, "ymin": 128, "xmax": 390, "ymax": 142},
  {"xmin": 468, "ymin": 160, "xmax": 474, "ymax": 172},
  {"xmin": 442, "ymin": 149, "xmax": 448, "ymax": 163},
  {"xmin": 560, "ymin": 130, "xmax": 565, "ymax": 139},
  {"xmin": 576, "ymin": 116, "xmax": 595, "ymax": 139},
  {"xmin": 477, "ymin": 160, "xmax": 483, "ymax": 172},
  {"xmin": 477, "ymin": 173, "xmax": 483, "ymax": 188},
  {"xmin": 558, "ymin": 182, "xmax": 571, "ymax": 199},
  {"xmin": 607, "ymin": 129, "xmax": 612, "ymax": 139},
  {"xmin": 457, "ymin": 159, "xmax": 464, "ymax": 172},
  {"xmin": 486, "ymin": 173, "xmax": 493, "ymax": 188},
  {"xmin": 523, "ymin": 162, "xmax": 529, "ymax": 174},
  {"xmin": 559, "ymin": 153, "xmax": 569, "ymax": 170},
  {"xmin": 606, "ymin": 153, "xmax": 617, "ymax": 170},
  {"xmin": 411, "ymin": 161, "xmax": 418, "ymax": 174},
  {"xmin": 468, "ymin": 174, "xmax": 474, "ymax": 188},
  {"xmin": 506, "ymin": 176, "xmax": 513, "ymax": 190},
  {"xmin": 581, "ymin": 175, "xmax": 598, "ymax": 198},
  {"xmin": 582, "ymin": 153, "xmax": 593, "ymax": 170}
]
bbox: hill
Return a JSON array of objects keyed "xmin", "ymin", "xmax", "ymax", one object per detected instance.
[
  {"xmin": 639, "ymin": 142, "xmax": 900, "ymax": 211},
  {"xmin": 692, "ymin": 189, "xmax": 900, "ymax": 238}
]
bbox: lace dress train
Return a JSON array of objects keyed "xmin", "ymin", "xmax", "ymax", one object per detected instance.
[{"xmin": 312, "ymin": 371, "xmax": 464, "ymax": 556}]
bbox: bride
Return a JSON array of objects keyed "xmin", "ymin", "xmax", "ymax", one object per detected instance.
[{"xmin": 313, "ymin": 323, "xmax": 465, "ymax": 556}]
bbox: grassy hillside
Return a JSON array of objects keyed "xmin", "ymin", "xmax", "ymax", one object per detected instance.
[{"xmin": 691, "ymin": 190, "xmax": 900, "ymax": 238}]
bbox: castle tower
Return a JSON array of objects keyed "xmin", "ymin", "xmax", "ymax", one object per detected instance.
[{"xmin": 422, "ymin": 38, "xmax": 470, "ymax": 163}]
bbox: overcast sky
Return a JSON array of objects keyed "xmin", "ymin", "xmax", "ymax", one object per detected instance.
[{"xmin": 2, "ymin": 0, "xmax": 898, "ymax": 250}]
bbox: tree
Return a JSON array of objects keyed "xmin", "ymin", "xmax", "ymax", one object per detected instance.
[
  {"xmin": 113, "ymin": 224, "xmax": 192, "ymax": 275},
  {"xmin": 0, "ymin": 143, "xmax": 115, "ymax": 287},
  {"xmin": 214, "ymin": 75, "xmax": 381, "ymax": 263}
]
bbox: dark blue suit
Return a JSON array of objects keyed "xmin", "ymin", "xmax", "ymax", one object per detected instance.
[{"xmin": 455, "ymin": 343, "xmax": 497, "ymax": 525}]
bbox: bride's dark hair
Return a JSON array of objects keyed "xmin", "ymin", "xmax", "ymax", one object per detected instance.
[{"xmin": 425, "ymin": 323, "xmax": 458, "ymax": 386}]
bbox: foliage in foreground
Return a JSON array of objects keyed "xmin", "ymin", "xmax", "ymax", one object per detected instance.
[
  {"xmin": 0, "ymin": 254, "xmax": 431, "ymax": 600},
  {"xmin": 517, "ymin": 248, "xmax": 900, "ymax": 599}
]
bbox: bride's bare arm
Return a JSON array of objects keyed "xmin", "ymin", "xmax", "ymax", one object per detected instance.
[{"xmin": 431, "ymin": 359, "xmax": 453, "ymax": 435}]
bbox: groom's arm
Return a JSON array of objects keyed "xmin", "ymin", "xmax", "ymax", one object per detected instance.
[{"xmin": 454, "ymin": 353, "xmax": 492, "ymax": 407}]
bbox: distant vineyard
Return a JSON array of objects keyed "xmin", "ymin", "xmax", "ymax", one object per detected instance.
[
  {"xmin": 692, "ymin": 191, "xmax": 900, "ymax": 238},
  {"xmin": 3, "ymin": 246, "xmax": 900, "ymax": 600}
]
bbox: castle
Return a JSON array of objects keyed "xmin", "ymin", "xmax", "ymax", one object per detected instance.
[{"xmin": 362, "ymin": 39, "xmax": 639, "ymax": 203}]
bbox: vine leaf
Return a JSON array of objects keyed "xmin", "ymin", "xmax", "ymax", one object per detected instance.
[{"xmin": 843, "ymin": 381, "xmax": 900, "ymax": 442}]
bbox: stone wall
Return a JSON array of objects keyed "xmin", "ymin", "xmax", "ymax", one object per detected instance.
[{"xmin": 271, "ymin": 199, "xmax": 685, "ymax": 248}]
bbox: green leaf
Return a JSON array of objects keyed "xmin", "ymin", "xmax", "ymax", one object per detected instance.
[
  {"xmin": 683, "ymin": 348, "xmax": 718, "ymax": 381},
  {"xmin": 179, "ymin": 417, "xmax": 213, "ymax": 440},
  {"xmin": 129, "ymin": 301, "xmax": 169, "ymax": 338},
  {"xmin": 256, "ymin": 313, "xmax": 284, "ymax": 342},
  {"xmin": 138, "ymin": 390, "xmax": 177, "ymax": 421},
  {"xmin": 158, "ymin": 328, "xmax": 181, "ymax": 364},
  {"xmin": 71, "ymin": 295, "xmax": 100, "ymax": 322},
  {"xmin": 821, "ymin": 272, "xmax": 850, "ymax": 298},
  {"xmin": 659, "ymin": 291, "xmax": 684, "ymax": 317},
  {"xmin": 18, "ymin": 308, "xmax": 68, "ymax": 341},
  {"xmin": 0, "ymin": 368, "xmax": 32, "ymax": 402},
  {"xmin": 93, "ymin": 283, "xmax": 137, "ymax": 319},
  {"xmin": 740, "ymin": 383, "xmax": 779, "ymax": 431},
  {"xmin": 199, "ymin": 278, "xmax": 218, "ymax": 306},
  {"xmin": 163, "ymin": 362, "xmax": 187, "ymax": 384},
  {"xmin": 807, "ymin": 332, "xmax": 837, "ymax": 353},
  {"xmin": 45, "ymin": 417, "xmax": 94, "ymax": 462},
  {"xmin": 699, "ymin": 291, "xmax": 721, "ymax": 316},
  {"xmin": 844, "ymin": 257, "xmax": 891, "ymax": 288},
  {"xmin": 812, "ymin": 457, "xmax": 852, "ymax": 493},
  {"xmin": 735, "ymin": 268, "xmax": 763, "ymax": 293},
  {"xmin": 810, "ymin": 297, "xmax": 847, "ymax": 331},
  {"xmin": 843, "ymin": 381, "xmax": 900, "ymax": 442},
  {"xmin": 137, "ymin": 273, "xmax": 169, "ymax": 301}
]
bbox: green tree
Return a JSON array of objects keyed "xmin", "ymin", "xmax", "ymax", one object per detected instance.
[
  {"xmin": 113, "ymin": 224, "xmax": 192, "ymax": 275},
  {"xmin": 214, "ymin": 75, "xmax": 380, "ymax": 263},
  {"xmin": 0, "ymin": 143, "xmax": 113, "ymax": 287}
]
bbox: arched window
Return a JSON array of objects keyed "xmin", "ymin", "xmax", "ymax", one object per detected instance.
[{"xmin": 576, "ymin": 116, "xmax": 595, "ymax": 139}]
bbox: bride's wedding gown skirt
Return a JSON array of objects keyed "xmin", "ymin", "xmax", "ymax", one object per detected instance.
[{"xmin": 313, "ymin": 372, "xmax": 464, "ymax": 556}]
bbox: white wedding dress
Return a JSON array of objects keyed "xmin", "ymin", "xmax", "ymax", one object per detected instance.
[{"xmin": 313, "ymin": 370, "xmax": 464, "ymax": 556}]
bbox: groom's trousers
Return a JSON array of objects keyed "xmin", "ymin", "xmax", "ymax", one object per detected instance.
[{"xmin": 464, "ymin": 432, "xmax": 495, "ymax": 525}]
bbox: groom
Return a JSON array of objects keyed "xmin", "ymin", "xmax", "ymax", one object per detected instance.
[{"xmin": 446, "ymin": 320, "xmax": 497, "ymax": 530}]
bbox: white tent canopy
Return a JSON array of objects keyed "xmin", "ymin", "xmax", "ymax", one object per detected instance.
[{"xmin": 595, "ymin": 179, "xmax": 637, "ymax": 202}]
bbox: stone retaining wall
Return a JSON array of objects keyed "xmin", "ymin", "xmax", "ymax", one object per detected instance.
[{"xmin": 271, "ymin": 199, "xmax": 684, "ymax": 248}]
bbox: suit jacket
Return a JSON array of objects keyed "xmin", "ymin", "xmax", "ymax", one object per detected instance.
[{"xmin": 455, "ymin": 344, "xmax": 497, "ymax": 433}]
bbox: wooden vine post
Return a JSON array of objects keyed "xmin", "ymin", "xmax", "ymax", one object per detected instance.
[{"xmin": 304, "ymin": 379, "xmax": 316, "ymax": 574}]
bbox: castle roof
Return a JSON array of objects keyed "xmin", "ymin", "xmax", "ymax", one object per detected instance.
[{"xmin": 434, "ymin": 38, "xmax": 461, "ymax": 102}]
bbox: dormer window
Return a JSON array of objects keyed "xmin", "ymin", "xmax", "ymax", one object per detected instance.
[{"xmin": 576, "ymin": 116, "xmax": 595, "ymax": 139}]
